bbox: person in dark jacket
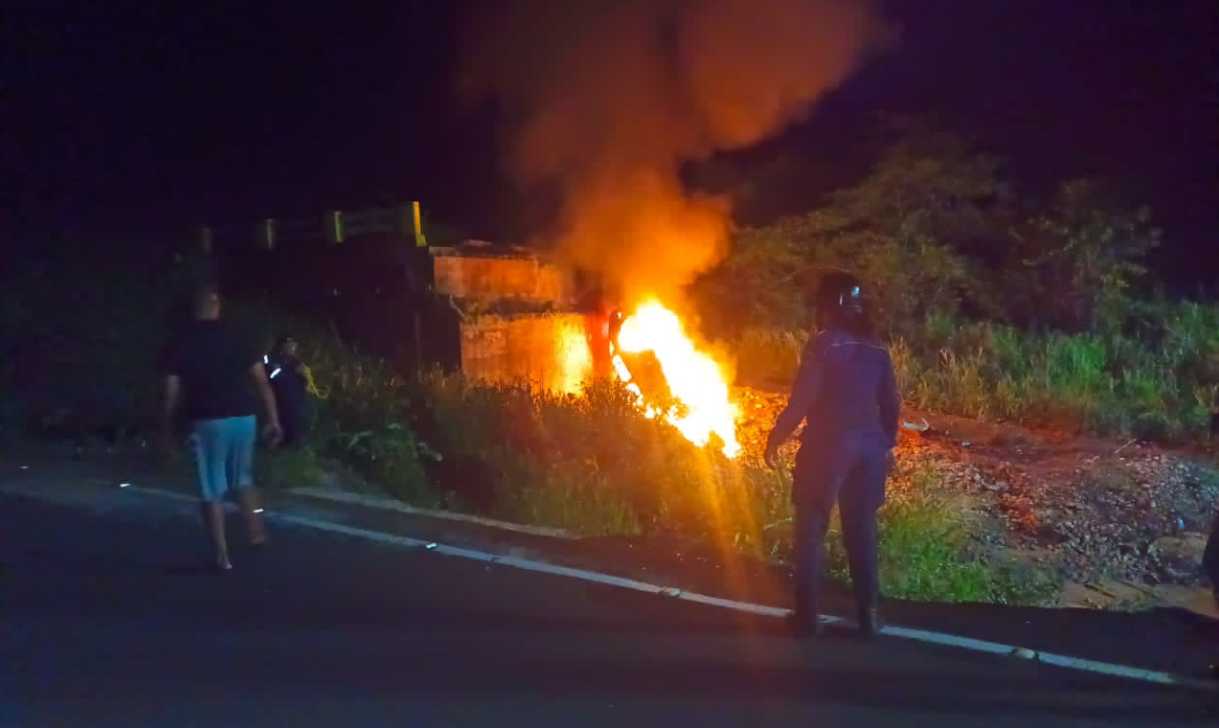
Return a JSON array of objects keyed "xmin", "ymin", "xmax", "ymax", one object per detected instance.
[
  {"xmin": 264, "ymin": 336, "xmax": 309, "ymax": 448},
  {"xmin": 1204, "ymin": 507, "xmax": 1219, "ymax": 678},
  {"xmin": 764, "ymin": 271, "xmax": 901, "ymax": 639}
]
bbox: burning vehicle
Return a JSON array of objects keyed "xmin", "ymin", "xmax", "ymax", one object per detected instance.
[{"xmin": 606, "ymin": 301, "xmax": 740, "ymax": 457}]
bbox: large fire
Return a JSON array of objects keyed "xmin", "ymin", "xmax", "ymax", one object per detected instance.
[{"xmin": 613, "ymin": 300, "xmax": 741, "ymax": 458}]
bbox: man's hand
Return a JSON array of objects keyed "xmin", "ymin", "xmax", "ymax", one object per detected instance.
[
  {"xmin": 262, "ymin": 421, "xmax": 284, "ymax": 447},
  {"xmin": 885, "ymin": 449, "xmax": 897, "ymax": 475}
]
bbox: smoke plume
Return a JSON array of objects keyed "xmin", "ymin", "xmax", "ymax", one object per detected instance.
[{"xmin": 459, "ymin": 0, "xmax": 896, "ymax": 305}]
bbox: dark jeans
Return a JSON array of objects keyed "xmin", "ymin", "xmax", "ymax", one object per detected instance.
[
  {"xmin": 791, "ymin": 439, "xmax": 888, "ymax": 612},
  {"xmin": 278, "ymin": 399, "xmax": 308, "ymax": 449},
  {"xmin": 1204, "ymin": 507, "xmax": 1219, "ymax": 588}
]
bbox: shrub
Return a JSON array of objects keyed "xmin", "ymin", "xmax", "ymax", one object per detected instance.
[
  {"xmin": 228, "ymin": 302, "xmax": 437, "ymax": 504},
  {"xmin": 409, "ymin": 373, "xmax": 760, "ymax": 537},
  {"xmin": 242, "ymin": 317, "xmax": 1054, "ymax": 603},
  {"xmin": 731, "ymin": 327, "xmax": 805, "ymax": 386},
  {"xmin": 0, "ymin": 249, "xmax": 1062, "ymax": 606},
  {"xmin": 217, "ymin": 305, "xmax": 1051, "ymax": 603},
  {"xmin": 732, "ymin": 298, "xmax": 1219, "ymax": 442},
  {"xmin": 696, "ymin": 121, "xmax": 1204, "ymax": 443}
]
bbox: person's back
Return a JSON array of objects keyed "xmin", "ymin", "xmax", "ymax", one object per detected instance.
[
  {"xmin": 159, "ymin": 284, "xmax": 281, "ymax": 572},
  {"xmin": 164, "ymin": 318, "xmax": 259, "ymax": 423},
  {"xmin": 798, "ymin": 327, "xmax": 899, "ymax": 452},
  {"xmin": 765, "ymin": 271, "xmax": 899, "ymax": 639}
]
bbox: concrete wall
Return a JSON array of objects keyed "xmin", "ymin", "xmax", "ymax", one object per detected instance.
[
  {"xmin": 459, "ymin": 313, "xmax": 597, "ymax": 394},
  {"xmin": 432, "ymin": 251, "xmax": 573, "ymax": 304}
]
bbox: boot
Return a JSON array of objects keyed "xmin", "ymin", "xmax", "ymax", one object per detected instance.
[{"xmin": 857, "ymin": 603, "xmax": 884, "ymax": 639}]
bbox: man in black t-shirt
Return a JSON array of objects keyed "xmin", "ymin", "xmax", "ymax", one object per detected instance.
[{"xmin": 160, "ymin": 284, "xmax": 283, "ymax": 571}]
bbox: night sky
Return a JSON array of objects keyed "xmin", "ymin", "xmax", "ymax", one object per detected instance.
[{"xmin": 7, "ymin": 0, "xmax": 1217, "ymax": 289}]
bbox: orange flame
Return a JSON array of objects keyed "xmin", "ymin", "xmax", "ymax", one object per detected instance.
[{"xmin": 615, "ymin": 299, "xmax": 741, "ymax": 458}]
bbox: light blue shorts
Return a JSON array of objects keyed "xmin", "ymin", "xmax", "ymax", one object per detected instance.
[{"xmin": 187, "ymin": 415, "xmax": 257, "ymax": 502}]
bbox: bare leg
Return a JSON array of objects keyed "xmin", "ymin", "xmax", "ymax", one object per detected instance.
[
  {"xmin": 230, "ymin": 416, "xmax": 266, "ymax": 547},
  {"xmin": 200, "ymin": 500, "xmax": 231, "ymax": 570},
  {"xmin": 236, "ymin": 487, "xmax": 269, "ymax": 546}
]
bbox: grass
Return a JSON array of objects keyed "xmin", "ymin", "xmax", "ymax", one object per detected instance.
[
  {"xmin": 232, "ymin": 303, "xmax": 441, "ymax": 507},
  {"xmin": 253, "ymin": 446, "xmax": 329, "ymax": 492},
  {"xmin": 227, "ymin": 302, "xmax": 1058, "ymax": 604},
  {"xmin": 729, "ymin": 300, "xmax": 1219, "ymax": 442},
  {"xmin": 732, "ymin": 327, "xmax": 806, "ymax": 387},
  {"xmin": 0, "ymin": 273, "xmax": 1084, "ymax": 608},
  {"xmin": 869, "ymin": 465, "xmax": 1059, "ymax": 605}
]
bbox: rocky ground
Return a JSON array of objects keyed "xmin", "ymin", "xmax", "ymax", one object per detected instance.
[{"xmin": 734, "ymin": 386, "xmax": 1219, "ymax": 613}]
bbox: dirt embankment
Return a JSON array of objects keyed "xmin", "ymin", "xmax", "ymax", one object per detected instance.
[{"xmin": 734, "ymin": 386, "xmax": 1219, "ymax": 614}]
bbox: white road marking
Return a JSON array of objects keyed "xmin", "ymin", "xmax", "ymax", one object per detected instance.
[
  {"xmin": 6, "ymin": 478, "xmax": 1217, "ymax": 693},
  {"xmin": 288, "ymin": 486, "xmax": 577, "ymax": 539}
]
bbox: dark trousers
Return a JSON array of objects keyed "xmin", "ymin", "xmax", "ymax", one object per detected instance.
[
  {"xmin": 792, "ymin": 440, "xmax": 887, "ymax": 614},
  {"xmin": 1205, "ymin": 507, "xmax": 1219, "ymax": 589},
  {"xmin": 277, "ymin": 398, "xmax": 307, "ymax": 449}
]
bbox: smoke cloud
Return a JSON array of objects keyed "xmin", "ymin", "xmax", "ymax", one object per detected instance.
[{"xmin": 459, "ymin": 0, "xmax": 896, "ymax": 305}]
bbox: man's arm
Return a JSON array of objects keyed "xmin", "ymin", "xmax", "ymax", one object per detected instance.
[
  {"xmin": 878, "ymin": 350, "xmax": 901, "ymax": 450},
  {"xmin": 249, "ymin": 362, "xmax": 282, "ymax": 431},
  {"xmin": 766, "ymin": 338, "xmax": 825, "ymax": 453}
]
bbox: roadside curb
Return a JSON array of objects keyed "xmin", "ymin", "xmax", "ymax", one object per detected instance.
[{"xmin": 101, "ymin": 481, "xmax": 1219, "ymax": 694}]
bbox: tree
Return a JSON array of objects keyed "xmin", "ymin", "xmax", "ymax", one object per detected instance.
[
  {"xmin": 693, "ymin": 119, "xmax": 1161, "ymax": 342},
  {"xmin": 1010, "ymin": 178, "xmax": 1161, "ymax": 333},
  {"xmin": 690, "ymin": 215, "xmax": 813, "ymax": 335},
  {"xmin": 699, "ymin": 124, "xmax": 1011, "ymax": 335}
]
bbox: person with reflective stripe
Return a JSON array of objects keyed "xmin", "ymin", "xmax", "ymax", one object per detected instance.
[
  {"xmin": 764, "ymin": 271, "xmax": 901, "ymax": 638},
  {"xmin": 264, "ymin": 336, "xmax": 309, "ymax": 448}
]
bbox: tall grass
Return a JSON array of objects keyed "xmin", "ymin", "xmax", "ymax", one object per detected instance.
[
  {"xmin": 731, "ymin": 300, "xmax": 1219, "ymax": 441},
  {"xmin": 231, "ymin": 303, "xmax": 438, "ymax": 504},
  {"xmin": 0, "ymin": 276, "xmax": 1059, "ymax": 605},
  {"xmin": 732, "ymin": 327, "xmax": 806, "ymax": 386},
  {"xmin": 229, "ymin": 303, "xmax": 1054, "ymax": 603}
]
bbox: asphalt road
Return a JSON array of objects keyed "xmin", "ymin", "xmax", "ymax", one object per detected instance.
[{"xmin": 3, "ymin": 488, "xmax": 1216, "ymax": 727}]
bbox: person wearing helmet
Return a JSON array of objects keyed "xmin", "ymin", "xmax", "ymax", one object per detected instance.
[{"xmin": 764, "ymin": 271, "xmax": 901, "ymax": 639}]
